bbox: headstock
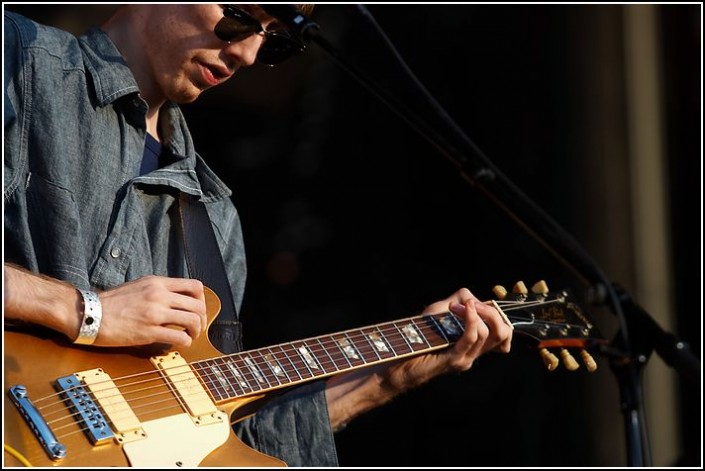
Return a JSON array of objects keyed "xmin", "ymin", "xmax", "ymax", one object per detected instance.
[{"xmin": 492, "ymin": 280, "xmax": 606, "ymax": 372}]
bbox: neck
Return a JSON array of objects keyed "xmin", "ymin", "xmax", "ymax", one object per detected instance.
[{"xmin": 102, "ymin": 6, "xmax": 164, "ymax": 139}]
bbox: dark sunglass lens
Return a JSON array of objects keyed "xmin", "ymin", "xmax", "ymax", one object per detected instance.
[
  {"xmin": 257, "ymin": 33, "xmax": 305, "ymax": 65},
  {"xmin": 215, "ymin": 6, "xmax": 262, "ymax": 42},
  {"xmin": 214, "ymin": 17, "xmax": 259, "ymax": 42},
  {"xmin": 222, "ymin": 5, "xmax": 261, "ymax": 26}
]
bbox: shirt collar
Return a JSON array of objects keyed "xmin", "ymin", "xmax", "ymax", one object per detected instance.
[
  {"xmin": 78, "ymin": 27, "xmax": 232, "ymax": 202},
  {"xmin": 78, "ymin": 27, "xmax": 140, "ymax": 107}
]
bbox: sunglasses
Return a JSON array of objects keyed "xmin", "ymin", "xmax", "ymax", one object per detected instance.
[{"xmin": 214, "ymin": 5, "xmax": 306, "ymax": 66}]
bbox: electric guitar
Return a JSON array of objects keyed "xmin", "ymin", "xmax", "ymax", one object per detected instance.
[{"xmin": 3, "ymin": 280, "xmax": 606, "ymax": 467}]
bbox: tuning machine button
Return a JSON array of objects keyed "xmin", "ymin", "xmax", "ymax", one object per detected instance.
[
  {"xmin": 580, "ymin": 349, "xmax": 598, "ymax": 372},
  {"xmin": 531, "ymin": 280, "xmax": 549, "ymax": 295},
  {"xmin": 559, "ymin": 348, "xmax": 580, "ymax": 371},
  {"xmin": 512, "ymin": 281, "xmax": 528, "ymax": 295},
  {"xmin": 539, "ymin": 348, "xmax": 560, "ymax": 371},
  {"xmin": 492, "ymin": 285, "xmax": 508, "ymax": 300}
]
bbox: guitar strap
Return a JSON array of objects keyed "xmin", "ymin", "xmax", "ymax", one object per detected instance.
[{"xmin": 178, "ymin": 192, "xmax": 243, "ymax": 354}]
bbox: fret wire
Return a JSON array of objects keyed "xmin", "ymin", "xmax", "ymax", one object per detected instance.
[
  {"xmin": 375, "ymin": 325, "xmax": 398, "ymax": 356},
  {"xmin": 356, "ymin": 328, "xmax": 382, "ymax": 362},
  {"xmin": 293, "ymin": 341, "xmax": 316, "ymax": 378},
  {"xmin": 392, "ymin": 319, "xmax": 416, "ymax": 352},
  {"xmin": 332, "ymin": 333, "xmax": 355, "ymax": 369},
  {"xmin": 204, "ymin": 359, "xmax": 228, "ymax": 401},
  {"xmin": 190, "ymin": 359, "xmax": 242, "ymax": 402},
  {"xmin": 213, "ymin": 357, "xmax": 240, "ymax": 397},
  {"xmin": 243, "ymin": 352, "xmax": 270, "ymax": 390},
  {"xmin": 324, "ymin": 335, "xmax": 346, "ymax": 367},
  {"xmin": 409, "ymin": 318, "xmax": 434, "ymax": 349},
  {"xmin": 315, "ymin": 337, "xmax": 340, "ymax": 374},
  {"xmin": 418, "ymin": 314, "xmax": 455, "ymax": 347},
  {"xmin": 374, "ymin": 321, "xmax": 432, "ymax": 355},
  {"xmin": 190, "ymin": 360, "xmax": 217, "ymax": 401},
  {"xmin": 225, "ymin": 355, "xmax": 252, "ymax": 396},
  {"xmin": 427, "ymin": 313, "xmax": 452, "ymax": 343},
  {"xmin": 218, "ymin": 355, "xmax": 248, "ymax": 397},
  {"xmin": 447, "ymin": 312, "xmax": 465, "ymax": 333},
  {"xmin": 318, "ymin": 332, "xmax": 366, "ymax": 371},
  {"xmin": 303, "ymin": 341, "xmax": 324, "ymax": 376},
  {"xmin": 289, "ymin": 342, "xmax": 314, "ymax": 379},
  {"xmin": 415, "ymin": 314, "xmax": 448, "ymax": 346},
  {"xmin": 391, "ymin": 321, "xmax": 414, "ymax": 353},
  {"xmin": 230, "ymin": 354, "xmax": 257, "ymax": 392},
  {"xmin": 343, "ymin": 331, "xmax": 370, "ymax": 365},
  {"xmin": 276, "ymin": 344, "xmax": 304, "ymax": 382},
  {"xmin": 266, "ymin": 347, "xmax": 292, "ymax": 383},
  {"xmin": 253, "ymin": 349, "xmax": 278, "ymax": 388},
  {"xmin": 191, "ymin": 360, "xmax": 221, "ymax": 400}
]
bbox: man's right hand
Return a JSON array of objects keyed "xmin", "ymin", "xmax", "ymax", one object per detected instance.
[
  {"xmin": 4, "ymin": 264, "xmax": 207, "ymax": 348},
  {"xmin": 96, "ymin": 275, "xmax": 207, "ymax": 347}
]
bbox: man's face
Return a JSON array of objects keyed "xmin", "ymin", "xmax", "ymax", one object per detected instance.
[{"xmin": 140, "ymin": 4, "xmax": 277, "ymax": 104}]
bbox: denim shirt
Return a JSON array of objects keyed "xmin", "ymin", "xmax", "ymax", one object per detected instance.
[{"xmin": 3, "ymin": 11, "xmax": 337, "ymax": 467}]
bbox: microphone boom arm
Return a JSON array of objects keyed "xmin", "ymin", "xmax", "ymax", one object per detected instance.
[{"xmin": 262, "ymin": 5, "xmax": 701, "ymax": 467}]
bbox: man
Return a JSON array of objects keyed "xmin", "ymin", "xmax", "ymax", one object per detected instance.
[{"xmin": 4, "ymin": 4, "xmax": 513, "ymax": 466}]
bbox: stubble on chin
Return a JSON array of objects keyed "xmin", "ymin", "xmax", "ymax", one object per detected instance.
[{"xmin": 163, "ymin": 68, "xmax": 206, "ymax": 105}]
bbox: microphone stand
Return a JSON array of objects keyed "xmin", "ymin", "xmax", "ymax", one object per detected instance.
[{"xmin": 263, "ymin": 4, "xmax": 701, "ymax": 467}]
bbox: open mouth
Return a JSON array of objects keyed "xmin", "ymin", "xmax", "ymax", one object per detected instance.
[{"xmin": 197, "ymin": 61, "xmax": 232, "ymax": 87}]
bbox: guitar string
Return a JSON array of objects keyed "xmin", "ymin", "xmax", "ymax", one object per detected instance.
[
  {"xmin": 26, "ymin": 298, "xmax": 593, "ymax": 441},
  {"xmin": 38, "ymin": 314, "xmax": 455, "ymax": 433},
  {"xmin": 37, "ymin": 296, "xmax": 576, "ymax": 417},
  {"xmin": 34, "ymin": 296, "xmax": 569, "ymax": 408},
  {"xmin": 35, "ymin": 297, "xmax": 583, "ymax": 435},
  {"xmin": 32, "ymin": 297, "xmax": 585, "ymax": 427}
]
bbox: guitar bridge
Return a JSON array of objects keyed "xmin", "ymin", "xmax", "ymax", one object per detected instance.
[{"xmin": 8, "ymin": 384, "xmax": 67, "ymax": 461}]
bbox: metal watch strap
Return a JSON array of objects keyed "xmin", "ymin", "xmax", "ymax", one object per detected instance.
[{"xmin": 74, "ymin": 289, "xmax": 102, "ymax": 345}]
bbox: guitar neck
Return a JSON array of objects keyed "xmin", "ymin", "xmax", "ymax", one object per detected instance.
[{"xmin": 194, "ymin": 312, "xmax": 462, "ymax": 402}]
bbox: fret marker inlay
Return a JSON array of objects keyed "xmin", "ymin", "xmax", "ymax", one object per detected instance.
[
  {"xmin": 337, "ymin": 337, "xmax": 359, "ymax": 360},
  {"xmin": 244, "ymin": 356, "xmax": 265, "ymax": 383},
  {"xmin": 225, "ymin": 360, "xmax": 248, "ymax": 388},
  {"xmin": 368, "ymin": 332, "xmax": 389, "ymax": 352},
  {"xmin": 439, "ymin": 314, "xmax": 462, "ymax": 337},
  {"xmin": 401, "ymin": 324, "xmax": 423, "ymax": 344},
  {"xmin": 298, "ymin": 346, "xmax": 319, "ymax": 370},
  {"xmin": 209, "ymin": 364, "xmax": 231, "ymax": 392},
  {"xmin": 264, "ymin": 353, "xmax": 285, "ymax": 377}
]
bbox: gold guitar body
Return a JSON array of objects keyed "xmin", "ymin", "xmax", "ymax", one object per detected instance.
[{"xmin": 3, "ymin": 289, "xmax": 286, "ymax": 468}]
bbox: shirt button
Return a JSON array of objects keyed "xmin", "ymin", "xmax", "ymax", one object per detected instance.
[{"xmin": 110, "ymin": 247, "xmax": 122, "ymax": 258}]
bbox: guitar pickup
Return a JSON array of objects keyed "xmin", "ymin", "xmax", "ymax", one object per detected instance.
[
  {"xmin": 150, "ymin": 351, "xmax": 220, "ymax": 425},
  {"xmin": 57, "ymin": 368, "xmax": 145, "ymax": 445}
]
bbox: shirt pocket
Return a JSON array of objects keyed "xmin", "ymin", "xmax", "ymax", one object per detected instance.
[{"xmin": 26, "ymin": 172, "xmax": 90, "ymax": 287}]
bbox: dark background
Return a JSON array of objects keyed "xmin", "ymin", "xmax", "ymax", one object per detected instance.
[{"xmin": 4, "ymin": 4, "xmax": 701, "ymax": 467}]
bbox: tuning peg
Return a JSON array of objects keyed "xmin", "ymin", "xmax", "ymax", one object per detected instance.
[
  {"xmin": 539, "ymin": 348, "xmax": 560, "ymax": 371},
  {"xmin": 580, "ymin": 349, "xmax": 598, "ymax": 372},
  {"xmin": 492, "ymin": 285, "xmax": 508, "ymax": 300},
  {"xmin": 531, "ymin": 280, "xmax": 549, "ymax": 295},
  {"xmin": 559, "ymin": 348, "xmax": 580, "ymax": 371},
  {"xmin": 513, "ymin": 281, "xmax": 528, "ymax": 295}
]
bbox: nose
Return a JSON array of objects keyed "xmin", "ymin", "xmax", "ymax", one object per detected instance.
[{"xmin": 223, "ymin": 34, "xmax": 262, "ymax": 67}]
